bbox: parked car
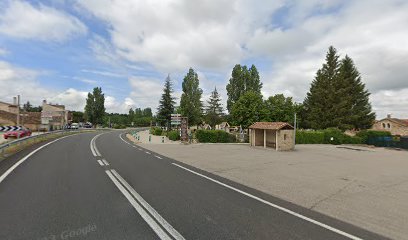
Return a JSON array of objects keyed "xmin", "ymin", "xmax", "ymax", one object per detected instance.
[
  {"xmin": 71, "ymin": 123, "xmax": 79, "ymax": 129},
  {"xmin": 4, "ymin": 129, "xmax": 32, "ymax": 139},
  {"xmin": 84, "ymin": 122, "xmax": 93, "ymax": 128}
]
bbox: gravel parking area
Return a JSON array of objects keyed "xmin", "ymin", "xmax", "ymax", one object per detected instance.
[{"xmin": 136, "ymin": 142, "xmax": 408, "ymax": 240}]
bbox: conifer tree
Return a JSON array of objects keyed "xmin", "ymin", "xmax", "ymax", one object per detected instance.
[
  {"xmin": 205, "ymin": 87, "xmax": 224, "ymax": 128},
  {"xmin": 157, "ymin": 75, "xmax": 176, "ymax": 128},
  {"xmin": 304, "ymin": 46, "xmax": 375, "ymax": 130}
]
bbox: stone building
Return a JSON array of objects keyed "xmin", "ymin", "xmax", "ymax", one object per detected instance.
[
  {"xmin": 0, "ymin": 99, "xmax": 41, "ymax": 130},
  {"xmin": 372, "ymin": 114, "xmax": 408, "ymax": 136},
  {"xmin": 248, "ymin": 122, "xmax": 295, "ymax": 151},
  {"xmin": 0, "ymin": 100, "xmax": 18, "ymax": 114},
  {"xmin": 40, "ymin": 100, "xmax": 71, "ymax": 131}
]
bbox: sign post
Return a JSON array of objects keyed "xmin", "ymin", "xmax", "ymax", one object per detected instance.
[{"xmin": 180, "ymin": 117, "xmax": 188, "ymax": 142}]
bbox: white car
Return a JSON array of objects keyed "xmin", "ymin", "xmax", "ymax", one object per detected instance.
[{"xmin": 71, "ymin": 123, "xmax": 79, "ymax": 129}]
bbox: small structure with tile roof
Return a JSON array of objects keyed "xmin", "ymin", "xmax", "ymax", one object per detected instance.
[
  {"xmin": 248, "ymin": 122, "xmax": 295, "ymax": 151},
  {"xmin": 372, "ymin": 114, "xmax": 408, "ymax": 136}
]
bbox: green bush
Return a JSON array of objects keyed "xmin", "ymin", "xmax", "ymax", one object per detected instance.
[
  {"xmin": 113, "ymin": 124, "xmax": 126, "ymax": 129},
  {"xmin": 150, "ymin": 127, "xmax": 163, "ymax": 136},
  {"xmin": 296, "ymin": 131, "xmax": 325, "ymax": 144},
  {"xmin": 196, "ymin": 130, "xmax": 236, "ymax": 143},
  {"xmin": 356, "ymin": 130, "xmax": 392, "ymax": 144},
  {"xmin": 167, "ymin": 130, "xmax": 180, "ymax": 141},
  {"xmin": 296, "ymin": 129, "xmax": 362, "ymax": 145}
]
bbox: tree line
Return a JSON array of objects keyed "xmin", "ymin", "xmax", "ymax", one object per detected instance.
[{"xmin": 157, "ymin": 46, "xmax": 375, "ymax": 131}]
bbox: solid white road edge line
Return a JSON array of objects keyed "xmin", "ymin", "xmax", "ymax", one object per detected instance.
[
  {"xmin": 105, "ymin": 170, "xmax": 173, "ymax": 240},
  {"xmin": 111, "ymin": 169, "xmax": 185, "ymax": 240},
  {"xmin": 90, "ymin": 133, "xmax": 104, "ymax": 157},
  {"xmin": 119, "ymin": 133, "xmax": 131, "ymax": 145},
  {"xmin": 155, "ymin": 156, "xmax": 162, "ymax": 159},
  {"xmin": 97, "ymin": 160, "xmax": 105, "ymax": 166},
  {"xmin": 146, "ymin": 151, "xmax": 151, "ymax": 154},
  {"xmin": 0, "ymin": 135, "xmax": 72, "ymax": 184},
  {"xmin": 102, "ymin": 159, "xmax": 109, "ymax": 166},
  {"xmin": 171, "ymin": 163, "xmax": 363, "ymax": 240}
]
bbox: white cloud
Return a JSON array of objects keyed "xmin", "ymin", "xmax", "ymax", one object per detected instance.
[
  {"xmin": 371, "ymin": 88, "xmax": 408, "ymax": 119},
  {"xmin": 0, "ymin": 60, "xmax": 128, "ymax": 113},
  {"xmin": 0, "ymin": 0, "xmax": 87, "ymax": 42},
  {"xmin": 48, "ymin": 88, "xmax": 88, "ymax": 111},
  {"xmin": 128, "ymin": 76, "xmax": 165, "ymax": 110},
  {"xmin": 81, "ymin": 69, "xmax": 125, "ymax": 78},
  {"xmin": 0, "ymin": 60, "xmax": 50, "ymax": 104}
]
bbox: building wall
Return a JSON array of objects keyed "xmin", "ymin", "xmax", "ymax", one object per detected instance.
[
  {"xmin": 0, "ymin": 117, "xmax": 15, "ymax": 126},
  {"xmin": 0, "ymin": 103, "xmax": 18, "ymax": 114},
  {"xmin": 372, "ymin": 120, "xmax": 408, "ymax": 136},
  {"xmin": 277, "ymin": 129, "xmax": 295, "ymax": 151}
]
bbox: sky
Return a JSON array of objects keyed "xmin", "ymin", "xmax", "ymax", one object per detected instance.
[{"xmin": 0, "ymin": 0, "xmax": 407, "ymax": 119}]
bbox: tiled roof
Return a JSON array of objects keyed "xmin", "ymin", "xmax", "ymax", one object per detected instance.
[
  {"xmin": 380, "ymin": 118, "xmax": 408, "ymax": 127},
  {"xmin": 248, "ymin": 122, "xmax": 294, "ymax": 130},
  {"xmin": 391, "ymin": 118, "xmax": 408, "ymax": 127}
]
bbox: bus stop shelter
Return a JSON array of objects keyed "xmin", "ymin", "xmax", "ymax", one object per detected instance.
[{"xmin": 248, "ymin": 122, "xmax": 294, "ymax": 151}]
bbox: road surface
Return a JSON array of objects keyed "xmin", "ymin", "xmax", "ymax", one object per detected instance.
[{"xmin": 0, "ymin": 130, "xmax": 388, "ymax": 240}]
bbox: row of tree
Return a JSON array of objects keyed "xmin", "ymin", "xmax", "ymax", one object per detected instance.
[{"xmin": 156, "ymin": 46, "xmax": 375, "ymax": 131}]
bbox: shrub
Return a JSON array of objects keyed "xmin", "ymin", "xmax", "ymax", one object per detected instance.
[
  {"xmin": 196, "ymin": 130, "xmax": 236, "ymax": 143},
  {"xmin": 113, "ymin": 124, "xmax": 126, "ymax": 129},
  {"xmin": 323, "ymin": 128, "xmax": 345, "ymax": 145},
  {"xmin": 296, "ymin": 129, "xmax": 362, "ymax": 145},
  {"xmin": 356, "ymin": 130, "xmax": 392, "ymax": 144},
  {"xmin": 296, "ymin": 131, "xmax": 325, "ymax": 144},
  {"xmin": 150, "ymin": 127, "xmax": 163, "ymax": 136},
  {"xmin": 167, "ymin": 130, "xmax": 180, "ymax": 141}
]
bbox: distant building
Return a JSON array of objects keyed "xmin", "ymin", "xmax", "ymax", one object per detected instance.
[
  {"xmin": 0, "ymin": 99, "xmax": 18, "ymax": 114},
  {"xmin": 0, "ymin": 98, "xmax": 41, "ymax": 130},
  {"xmin": 372, "ymin": 114, "xmax": 408, "ymax": 136},
  {"xmin": 40, "ymin": 100, "xmax": 71, "ymax": 131},
  {"xmin": 215, "ymin": 122, "xmax": 230, "ymax": 132}
]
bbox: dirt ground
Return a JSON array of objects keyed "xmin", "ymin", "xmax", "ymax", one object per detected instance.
[{"xmin": 134, "ymin": 141, "xmax": 408, "ymax": 240}]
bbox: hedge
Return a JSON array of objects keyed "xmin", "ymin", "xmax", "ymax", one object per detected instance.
[
  {"xmin": 150, "ymin": 127, "xmax": 163, "ymax": 136},
  {"xmin": 295, "ymin": 131, "xmax": 324, "ymax": 144},
  {"xmin": 167, "ymin": 130, "xmax": 180, "ymax": 141},
  {"xmin": 296, "ymin": 129, "xmax": 363, "ymax": 145},
  {"xmin": 196, "ymin": 130, "xmax": 236, "ymax": 143},
  {"xmin": 356, "ymin": 130, "xmax": 392, "ymax": 144}
]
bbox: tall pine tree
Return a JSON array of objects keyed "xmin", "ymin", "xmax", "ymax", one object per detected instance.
[
  {"xmin": 157, "ymin": 75, "xmax": 176, "ymax": 128},
  {"xmin": 226, "ymin": 64, "xmax": 262, "ymax": 112},
  {"xmin": 337, "ymin": 56, "xmax": 375, "ymax": 129},
  {"xmin": 205, "ymin": 87, "xmax": 224, "ymax": 128},
  {"xmin": 304, "ymin": 47, "xmax": 375, "ymax": 130},
  {"xmin": 304, "ymin": 46, "xmax": 340, "ymax": 129},
  {"xmin": 180, "ymin": 68, "xmax": 203, "ymax": 126}
]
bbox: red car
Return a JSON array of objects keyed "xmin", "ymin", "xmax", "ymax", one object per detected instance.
[{"xmin": 3, "ymin": 129, "xmax": 32, "ymax": 139}]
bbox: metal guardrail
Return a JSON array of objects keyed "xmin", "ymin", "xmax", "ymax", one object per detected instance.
[{"xmin": 0, "ymin": 129, "xmax": 95, "ymax": 159}]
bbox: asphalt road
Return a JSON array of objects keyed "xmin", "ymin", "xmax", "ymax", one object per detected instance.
[{"xmin": 0, "ymin": 130, "xmax": 389, "ymax": 240}]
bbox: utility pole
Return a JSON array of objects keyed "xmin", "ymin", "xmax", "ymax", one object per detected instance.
[
  {"xmin": 294, "ymin": 113, "xmax": 297, "ymax": 149},
  {"xmin": 16, "ymin": 95, "xmax": 20, "ymax": 126}
]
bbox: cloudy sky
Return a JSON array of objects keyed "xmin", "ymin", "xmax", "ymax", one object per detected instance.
[{"xmin": 0, "ymin": 0, "xmax": 407, "ymax": 118}]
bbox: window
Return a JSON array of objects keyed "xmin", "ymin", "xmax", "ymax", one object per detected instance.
[
  {"xmin": 284, "ymin": 134, "xmax": 287, "ymax": 140},
  {"xmin": 387, "ymin": 123, "xmax": 391, "ymax": 129},
  {"xmin": 382, "ymin": 123, "xmax": 386, "ymax": 128}
]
